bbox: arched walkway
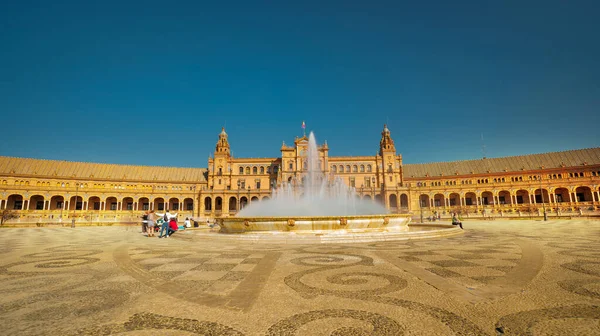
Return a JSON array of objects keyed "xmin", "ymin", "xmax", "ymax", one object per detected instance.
[
  {"xmin": 89, "ymin": 196, "xmax": 102, "ymax": 210},
  {"xmin": 481, "ymin": 191, "xmax": 493, "ymax": 205},
  {"xmin": 7, "ymin": 194, "xmax": 23, "ymax": 210},
  {"xmin": 30, "ymin": 195, "xmax": 45, "ymax": 210},
  {"xmin": 433, "ymin": 193, "xmax": 444, "ymax": 207},
  {"xmin": 389, "ymin": 194, "xmax": 398, "ymax": 208},
  {"xmin": 50, "ymin": 195, "xmax": 64, "ymax": 210},
  {"xmin": 498, "ymin": 190, "xmax": 511, "ymax": 205},
  {"xmin": 168, "ymin": 198, "xmax": 179, "ymax": 211},
  {"xmin": 419, "ymin": 194, "xmax": 430, "ymax": 208},
  {"xmin": 215, "ymin": 197, "xmax": 223, "ymax": 211},
  {"xmin": 183, "ymin": 198, "xmax": 194, "ymax": 211},
  {"xmin": 449, "ymin": 193, "xmax": 460, "ymax": 207},
  {"xmin": 240, "ymin": 197, "xmax": 248, "ymax": 209},
  {"xmin": 575, "ymin": 186, "xmax": 593, "ymax": 202},
  {"xmin": 229, "ymin": 197, "xmax": 237, "ymax": 211},
  {"xmin": 204, "ymin": 197, "xmax": 212, "ymax": 211},
  {"xmin": 554, "ymin": 188, "xmax": 569, "ymax": 203},
  {"xmin": 106, "ymin": 197, "xmax": 118, "ymax": 211},
  {"xmin": 515, "ymin": 190, "xmax": 530, "ymax": 204},
  {"xmin": 123, "ymin": 197, "xmax": 134, "ymax": 211},
  {"xmin": 400, "ymin": 194, "xmax": 409, "ymax": 209},
  {"xmin": 154, "ymin": 197, "xmax": 165, "ymax": 211},
  {"xmin": 464, "ymin": 192, "xmax": 476, "ymax": 206}
]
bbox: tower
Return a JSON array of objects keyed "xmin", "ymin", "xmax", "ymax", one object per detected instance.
[
  {"xmin": 377, "ymin": 125, "xmax": 404, "ymax": 209},
  {"xmin": 208, "ymin": 127, "xmax": 232, "ymax": 191}
]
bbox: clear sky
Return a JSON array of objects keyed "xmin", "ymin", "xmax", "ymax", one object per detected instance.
[{"xmin": 1, "ymin": 0, "xmax": 598, "ymax": 167}]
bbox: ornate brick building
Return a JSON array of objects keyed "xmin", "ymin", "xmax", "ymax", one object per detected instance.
[{"xmin": 1, "ymin": 125, "xmax": 599, "ymax": 225}]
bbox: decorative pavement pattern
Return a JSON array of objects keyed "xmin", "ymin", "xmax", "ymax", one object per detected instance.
[{"xmin": 0, "ymin": 220, "xmax": 599, "ymax": 335}]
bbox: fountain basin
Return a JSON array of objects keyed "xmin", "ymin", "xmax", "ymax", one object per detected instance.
[{"xmin": 219, "ymin": 214, "xmax": 411, "ymax": 234}]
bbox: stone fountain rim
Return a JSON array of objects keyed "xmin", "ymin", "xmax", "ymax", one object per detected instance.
[{"xmin": 226, "ymin": 213, "xmax": 411, "ymax": 221}]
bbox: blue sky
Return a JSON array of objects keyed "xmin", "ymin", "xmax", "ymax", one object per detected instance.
[{"xmin": 1, "ymin": 0, "xmax": 598, "ymax": 167}]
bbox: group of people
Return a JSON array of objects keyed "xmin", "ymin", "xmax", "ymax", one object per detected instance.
[{"xmin": 142, "ymin": 210, "xmax": 192, "ymax": 238}]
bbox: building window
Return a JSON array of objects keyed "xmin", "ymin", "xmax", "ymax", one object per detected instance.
[
  {"xmin": 260, "ymin": 167, "xmax": 265, "ymax": 174},
  {"xmin": 346, "ymin": 165, "xmax": 350, "ymax": 172},
  {"xmin": 360, "ymin": 165, "xmax": 365, "ymax": 172},
  {"xmin": 465, "ymin": 198, "xmax": 473, "ymax": 206},
  {"xmin": 126, "ymin": 203, "xmax": 133, "ymax": 210},
  {"xmin": 36, "ymin": 201, "xmax": 44, "ymax": 210},
  {"xmin": 110, "ymin": 203, "xmax": 117, "ymax": 210},
  {"xmin": 239, "ymin": 167, "xmax": 244, "ymax": 174},
  {"xmin": 158, "ymin": 203, "xmax": 164, "ymax": 211},
  {"xmin": 366, "ymin": 165, "xmax": 372, "ymax": 172},
  {"xmin": 499, "ymin": 196, "xmax": 505, "ymax": 204},
  {"xmin": 57, "ymin": 201, "xmax": 63, "ymax": 209},
  {"xmin": 352, "ymin": 165, "xmax": 358, "ymax": 172},
  {"xmin": 253, "ymin": 167, "xmax": 258, "ymax": 174},
  {"xmin": 171, "ymin": 203, "xmax": 178, "ymax": 211},
  {"xmin": 76, "ymin": 202, "xmax": 82, "ymax": 210},
  {"xmin": 340, "ymin": 165, "xmax": 344, "ymax": 173},
  {"xmin": 289, "ymin": 162, "xmax": 293, "ymax": 170},
  {"xmin": 256, "ymin": 181, "xmax": 261, "ymax": 189},
  {"xmin": 142, "ymin": 203, "xmax": 149, "ymax": 210},
  {"xmin": 14, "ymin": 200, "xmax": 23, "ymax": 210},
  {"xmin": 516, "ymin": 196, "xmax": 523, "ymax": 204},
  {"xmin": 349, "ymin": 177, "xmax": 355, "ymax": 188},
  {"xmin": 218, "ymin": 179, "xmax": 221, "ymax": 185},
  {"xmin": 332, "ymin": 166, "xmax": 337, "ymax": 173}
]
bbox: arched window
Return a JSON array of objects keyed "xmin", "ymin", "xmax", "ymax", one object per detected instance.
[
  {"xmin": 352, "ymin": 165, "xmax": 358, "ymax": 172},
  {"xmin": 332, "ymin": 166, "xmax": 337, "ymax": 173},
  {"xmin": 340, "ymin": 165, "xmax": 344, "ymax": 173},
  {"xmin": 245, "ymin": 167, "xmax": 250, "ymax": 174},
  {"xmin": 360, "ymin": 165, "xmax": 365, "ymax": 172},
  {"xmin": 252, "ymin": 167, "xmax": 258, "ymax": 174},
  {"xmin": 260, "ymin": 167, "xmax": 265, "ymax": 174},
  {"xmin": 366, "ymin": 165, "xmax": 372, "ymax": 172},
  {"xmin": 346, "ymin": 165, "xmax": 350, "ymax": 172},
  {"xmin": 289, "ymin": 161, "xmax": 293, "ymax": 170},
  {"xmin": 239, "ymin": 167, "xmax": 244, "ymax": 174}
]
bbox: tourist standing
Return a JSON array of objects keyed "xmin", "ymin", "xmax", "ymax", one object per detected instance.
[{"xmin": 147, "ymin": 210, "xmax": 156, "ymax": 237}]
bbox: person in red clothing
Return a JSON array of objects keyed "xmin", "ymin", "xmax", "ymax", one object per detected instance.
[{"xmin": 168, "ymin": 217, "xmax": 178, "ymax": 236}]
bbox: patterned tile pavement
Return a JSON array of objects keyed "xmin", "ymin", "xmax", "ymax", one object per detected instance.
[{"xmin": 0, "ymin": 219, "xmax": 599, "ymax": 335}]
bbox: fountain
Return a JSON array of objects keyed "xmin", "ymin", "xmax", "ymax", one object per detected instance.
[{"xmin": 219, "ymin": 132, "xmax": 412, "ymax": 238}]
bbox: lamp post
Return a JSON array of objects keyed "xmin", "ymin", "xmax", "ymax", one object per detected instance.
[
  {"xmin": 371, "ymin": 177, "xmax": 376, "ymax": 202},
  {"xmin": 540, "ymin": 174, "xmax": 547, "ymax": 221},
  {"xmin": 237, "ymin": 180, "xmax": 241, "ymax": 212}
]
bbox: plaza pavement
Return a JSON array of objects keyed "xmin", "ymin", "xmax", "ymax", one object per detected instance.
[{"xmin": 0, "ymin": 219, "xmax": 599, "ymax": 335}]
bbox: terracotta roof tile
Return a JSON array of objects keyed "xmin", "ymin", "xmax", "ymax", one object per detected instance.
[
  {"xmin": 404, "ymin": 148, "xmax": 600, "ymax": 178},
  {"xmin": 0, "ymin": 157, "xmax": 207, "ymax": 183}
]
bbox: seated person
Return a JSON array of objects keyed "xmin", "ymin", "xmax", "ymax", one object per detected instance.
[
  {"xmin": 168, "ymin": 218, "xmax": 179, "ymax": 236},
  {"xmin": 451, "ymin": 215, "xmax": 463, "ymax": 229}
]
